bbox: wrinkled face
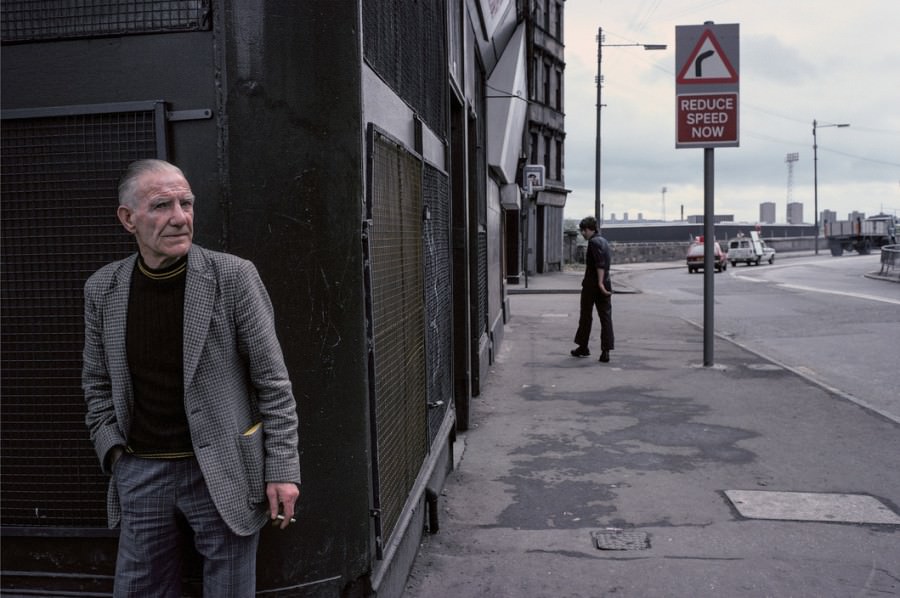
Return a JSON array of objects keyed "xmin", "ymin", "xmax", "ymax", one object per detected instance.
[{"xmin": 117, "ymin": 169, "xmax": 195, "ymax": 269}]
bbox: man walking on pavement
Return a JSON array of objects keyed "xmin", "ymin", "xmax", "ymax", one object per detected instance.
[{"xmin": 571, "ymin": 216, "xmax": 614, "ymax": 362}]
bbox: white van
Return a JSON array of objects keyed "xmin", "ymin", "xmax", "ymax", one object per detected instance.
[{"xmin": 728, "ymin": 232, "xmax": 775, "ymax": 266}]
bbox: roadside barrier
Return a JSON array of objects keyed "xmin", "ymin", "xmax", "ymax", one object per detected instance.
[{"xmin": 880, "ymin": 244, "xmax": 899, "ymax": 278}]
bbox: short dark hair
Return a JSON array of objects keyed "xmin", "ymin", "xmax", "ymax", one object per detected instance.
[{"xmin": 579, "ymin": 216, "xmax": 598, "ymax": 232}]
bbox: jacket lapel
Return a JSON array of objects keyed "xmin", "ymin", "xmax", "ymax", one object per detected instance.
[
  {"xmin": 183, "ymin": 246, "xmax": 216, "ymax": 389},
  {"xmin": 105, "ymin": 255, "xmax": 137, "ymax": 422}
]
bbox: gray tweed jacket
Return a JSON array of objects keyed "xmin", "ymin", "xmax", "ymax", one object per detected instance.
[{"xmin": 83, "ymin": 245, "xmax": 301, "ymax": 536}]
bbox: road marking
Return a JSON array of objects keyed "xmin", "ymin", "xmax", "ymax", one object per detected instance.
[
  {"xmin": 731, "ymin": 270, "xmax": 900, "ymax": 305},
  {"xmin": 775, "ymin": 283, "xmax": 900, "ymax": 305}
]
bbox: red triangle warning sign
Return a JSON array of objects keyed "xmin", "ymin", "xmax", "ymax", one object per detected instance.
[{"xmin": 676, "ymin": 29, "xmax": 738, "ymax": 85}]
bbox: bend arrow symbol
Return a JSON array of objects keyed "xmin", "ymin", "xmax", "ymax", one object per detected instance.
[{"xmin": 694, "ymin": 50, "xmax": 715, "ymax": 77}]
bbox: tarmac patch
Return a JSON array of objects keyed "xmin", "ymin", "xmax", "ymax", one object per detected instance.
[{"xmin": 724, "ymin": 490, "xmax": 900, "ymax": 525}]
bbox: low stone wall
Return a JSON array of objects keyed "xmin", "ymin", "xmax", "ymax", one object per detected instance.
[
  {"xmin": 610, "ymin": 242, "xmax": 691, "ymax": 264},
  {"xmin": 566, "ymin": 236, "xmax": 822, "ymax": 265},
  {"xmin": 765, "ymin": 237, "xmax": 821, "ymax": 252}
]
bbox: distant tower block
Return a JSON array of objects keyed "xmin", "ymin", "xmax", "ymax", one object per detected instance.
[{"xmin": 785, "ymin": 152, "xmax": 799, "ymax": 203}]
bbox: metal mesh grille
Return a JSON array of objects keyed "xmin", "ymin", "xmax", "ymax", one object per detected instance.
[
  {"xmin": 1, "ymin": 0, "xmax": 211, "ymax": 43},
  {"xmin": 362, "ymin": 0, "xmax": 447, "ymax": 139},
  {"xmin": 477, "ymin": 229, "xmax": 488, "ymax": 333},
  {"xmin": 1, "ymin": 108, "xmax": 160, "ymax": 527},
  {"xmin": 423, "ymin": 164, "xmax": 451, "ymax": 443},
  {"xmin": 471, "ymin": 78, "xmax": 489, "ymax": 338},
  {"xmin": 369, "ymin": 133, "xmax": 427, "ymax": 543}
]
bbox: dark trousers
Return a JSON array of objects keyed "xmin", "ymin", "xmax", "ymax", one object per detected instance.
[
  {"xmin": 113, "ymin": 454, "xmax": 259, "ymax": 597},
  {"xmin": 574, "ymin": 286, "xmax": 614, "ymax": 351}
]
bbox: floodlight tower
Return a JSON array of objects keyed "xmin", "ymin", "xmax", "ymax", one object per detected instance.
[{"xmin": 785, "ymin": 152, "xmax": 799, "ymax": 204}]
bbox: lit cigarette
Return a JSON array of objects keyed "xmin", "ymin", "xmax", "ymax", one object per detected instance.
[{"xmin": 275, "ymin": 514, "xmax": 296, "ymax": 523}]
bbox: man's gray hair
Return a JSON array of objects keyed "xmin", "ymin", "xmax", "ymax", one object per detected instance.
[{"xmin": 118, "ymin": 159, "xmax": 186, "ymax": 208}]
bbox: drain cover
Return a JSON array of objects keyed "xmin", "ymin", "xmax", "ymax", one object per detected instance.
[{"xmin": 591, "ymin": 529, "xmax": 650, "ymax": 551}]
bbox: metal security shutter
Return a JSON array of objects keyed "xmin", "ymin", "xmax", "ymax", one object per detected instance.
[
  {"xmin": 423, "ymin": 163, "xmax": 451, "ymax": 443},
  {"xmin": 364, "ymin": 127, "xmax": 427, "ymax": 555},
  {"xmin": 1, "ymin": 102, "xmax": 165, "ymax": 527},
  {"xmin": 1, "ymin": 0, "xmax": 211, "ymax": 43}
]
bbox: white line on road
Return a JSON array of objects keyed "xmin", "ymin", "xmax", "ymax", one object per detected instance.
[
  {"xmin": 730, "ymin": 269, "xmax": 900, "ymax": 305},
  {"xmin": 772, "ymin": 282, "xmax": 900, "ymax": 305}
]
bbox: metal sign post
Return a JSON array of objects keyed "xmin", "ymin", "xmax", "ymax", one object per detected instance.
[
  {"xmin": 521, "ymin": 165, "xmax": 545, "ymax": 289},
  {"xmin": 675, "ymin": 22, "xmax": 739, "ymax": 366}
]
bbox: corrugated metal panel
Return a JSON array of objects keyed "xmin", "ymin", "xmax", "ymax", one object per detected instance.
[
  {"xmin": 543, "ymin": 205, "xmax": 563, "ymax": 270},
  {"xmin": 1, "ymin": 107, "xmax": 161, "ymax": 527}
]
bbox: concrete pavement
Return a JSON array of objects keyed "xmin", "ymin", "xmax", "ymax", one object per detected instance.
[{"xmin": 402, "ymin": 267, "xmax": 900, "ymax": 598}]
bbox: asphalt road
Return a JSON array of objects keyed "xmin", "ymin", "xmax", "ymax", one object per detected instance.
[{"xmin": 627, "ymin": 253, "xmax": 900, "ymax": 422}]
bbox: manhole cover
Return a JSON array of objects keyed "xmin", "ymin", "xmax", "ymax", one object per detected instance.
[{"xmin": 591, "ymin": 529, "xmax": 650, "ymax": 551}]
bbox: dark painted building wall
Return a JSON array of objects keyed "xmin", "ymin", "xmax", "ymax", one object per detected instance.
[
  {"xmin": 2, "ymin": 1, "xmax": 527, "ymax": 595},
  {"xmin": 1, "ymin": 2, "xmax": 371, "ymax": 594}
]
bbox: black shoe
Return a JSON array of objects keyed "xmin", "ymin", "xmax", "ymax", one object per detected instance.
[
  {"xmin": 599, "ymin": 350, "xmax": 610, "ymax": 363},
  {"xmin": 571, "ymin": 346, "xmax": 590, "ymax": 358}
]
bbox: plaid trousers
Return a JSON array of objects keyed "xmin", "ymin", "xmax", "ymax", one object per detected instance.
[{"xmin": 113, "ymin": 454, "xmax": 259, "ymax": 597}]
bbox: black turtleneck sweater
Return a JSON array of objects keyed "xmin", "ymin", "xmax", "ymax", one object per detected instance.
[{"xmin": 125, "ymin": 256, "xmax": 193, "ymax": 457}]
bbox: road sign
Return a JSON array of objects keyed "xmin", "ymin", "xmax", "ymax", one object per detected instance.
[
  {"xmin": 675, "ymin": 23, "xmax": 739, "ymax": 148},
  {"xmin": 522, "ymin": 164, "xmax": 545, "ymax": 193},
  {"xmin": 676, "ymin": 29, "xmax": 738, "ymax": 85},
  {"xmin": 676, "ymin": 92, "xmax": 739, "ymax": 147}
]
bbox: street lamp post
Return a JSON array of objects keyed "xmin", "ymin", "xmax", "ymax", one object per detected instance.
[
  {"xmin": 812, "ymin": 119, "xmax": 850, "ymax": 254},
  {"xmin": 595, "ymin": 27, "xmax": 666, "ymax": 223},
  {"xmin": 661, "ymin": 186, "xmax": 667, "ymax": 221}
]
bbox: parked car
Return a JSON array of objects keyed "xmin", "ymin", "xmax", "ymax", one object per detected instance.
[
  {"xmin": 728, "ymin": 233, "xmax": 775, "ymax": 266},
  {"xmin": 686, "ymin": 240, "xmax": 727, "ymax": 273}
]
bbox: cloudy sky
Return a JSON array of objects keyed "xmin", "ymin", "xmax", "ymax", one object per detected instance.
[{"xmin": 563, "ymin": 0, "xmax": 900, "ymax": 224}]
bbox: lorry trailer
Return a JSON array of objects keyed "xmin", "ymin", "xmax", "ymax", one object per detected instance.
[{"xmin": 823, "ymin": 214, "xmax": 897, "ymax": 256}]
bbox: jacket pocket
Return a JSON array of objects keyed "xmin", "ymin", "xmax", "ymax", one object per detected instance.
[{"xmin": 237, "ymin": 422, "xmax": 266, "ymax": 505}]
